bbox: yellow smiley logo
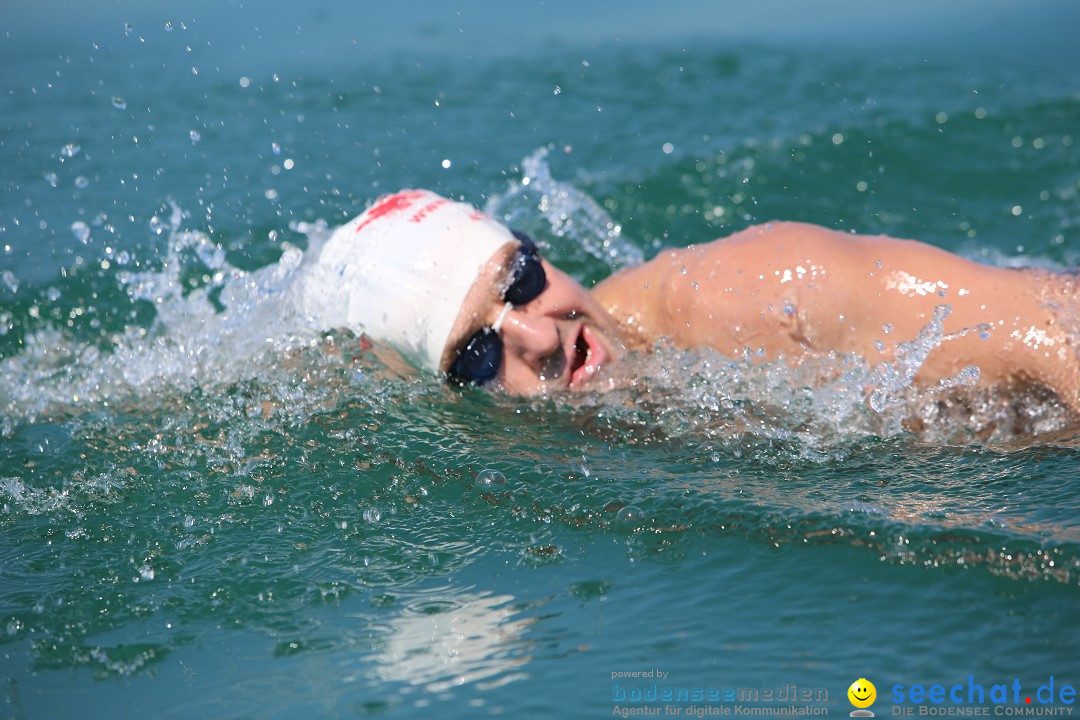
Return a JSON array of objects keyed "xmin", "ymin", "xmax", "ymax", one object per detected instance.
[{"xmin": 848, "ymin": 678, "xmax": 876, "ymax": 709}]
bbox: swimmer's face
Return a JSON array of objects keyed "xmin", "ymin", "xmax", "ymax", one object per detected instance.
[{"xmin": 441, "ymin": 239, "xmax": 626, "ymax": 395}]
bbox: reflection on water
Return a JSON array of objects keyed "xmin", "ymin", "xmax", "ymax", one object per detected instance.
[{"xmin": 376, "ymin": 589, "xmax": 532, "ymax": 694}]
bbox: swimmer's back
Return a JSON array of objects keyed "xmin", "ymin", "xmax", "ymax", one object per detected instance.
[{"xmin": 593, "ymin": 222, "xmax": 1080, "ymax": 409}]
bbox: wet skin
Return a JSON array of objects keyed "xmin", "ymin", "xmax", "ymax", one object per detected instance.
[
  {"xmin": 443, "ymin": 224, "xmax": 1080, "ymax": 410},
  {"xmin": 441, "ymin": 241, "xmax": 628, "ymax": 396}
]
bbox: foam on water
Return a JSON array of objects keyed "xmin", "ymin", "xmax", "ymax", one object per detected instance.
[{"xmin": 0, "ymin": 204, "xmax": 342, "ymax": 430}]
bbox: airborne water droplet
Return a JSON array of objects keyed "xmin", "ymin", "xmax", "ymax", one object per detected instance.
[
  {"xmin": 74, "ymin": 176, "xmax": 89, "ymax": 189},
  {"xmin": 71, "ymin": 221, "xmax": 91, "ymax": 244},
  {"xmin": 189, "ymin": 129, "xmax": 201, "ymax": 144},
  {"xmin": 111, "ymin": 96, "xmax": 127, "ymax": 109}
]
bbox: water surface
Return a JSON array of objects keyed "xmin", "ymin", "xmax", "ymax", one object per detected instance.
[{"xmin": 2, "ymin": 1, "xmax": 1080, "ymax": 717}]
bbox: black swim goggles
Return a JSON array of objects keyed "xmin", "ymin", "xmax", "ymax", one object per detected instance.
[{"xmin": 445, "ymin": 231, "xmax": 546, "ymax": 387}]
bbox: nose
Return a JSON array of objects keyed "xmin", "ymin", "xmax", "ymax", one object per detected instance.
[{"xmin": 498, "ymin": 308, "xmax": 561, "ymax": 365}]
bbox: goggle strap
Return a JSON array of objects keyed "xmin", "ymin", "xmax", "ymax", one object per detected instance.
[{"xmin": 491, "ymin": 301, "xmax": 513, "ymax": 333}]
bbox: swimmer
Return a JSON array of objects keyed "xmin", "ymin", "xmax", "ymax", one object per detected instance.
[{"xmin": 300, "ymin": 189, "xmax": 1080, "ymax": 411}]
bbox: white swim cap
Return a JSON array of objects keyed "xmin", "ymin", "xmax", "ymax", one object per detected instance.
[{"xmin": 300, "ymin": 189, "xmax": 515, "ymax": 372}]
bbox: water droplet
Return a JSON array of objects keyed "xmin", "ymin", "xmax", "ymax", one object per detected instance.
[
  {"xmin": 362, "ymin": 507, "xmax": 381, "ymax": 523},
  {"xmin": 164, "ymin": 21, "xmax": 174, "ymax": 32},
  {"xmin": 239, "ymin": 76, "xmax": 251, "ymax": 88},
  {"xmin": 2, "ymin": 271, "xmax": 19, "ymax": 294},
  {"xmin": 662, "ymin": 142, "xmax": 674, "ymax": 154},
  {"xmin": 441, "ymin": 158, "xmax": 451, "ymax": 169},
  {"xmin": 882, "ymin": 323, "xmax": 893, "ymax": 334},
  {"xmin": 138, "ymin": 564, "xmax": 155, "ymax": 581},
  {"xmin": 271, "ymin": 142, "xmax": 281, "ymax": 155},
  {"xmin": 183, "ymin": 515, "xmax": 195, "ymax": 528},
  {"xmin": 615, "ymin": 505, "xmax": 645, "ymax": 525},
  {"xmin": 43, "ymin": 172, "xmax": 58, "ymax": 187},
  {"xmin": 71, "ymin": 221, "xmax": 90, "ymax": 244},
  {"xmin": 191, "ymin": 67, "xmax": 199, "ymax": 76},
  {"xmin": 476, "ymin": 469, "xmax": 506, "ymax": 486},
  {"xmin": 874, "ymin": 340, "xmax": 885, "ymax": 351},
  {"xmin": 189, "ymin": 129, "xmax": 201, "ymax": 144},
  {"xmin": 553, "ymin": 85, "xmax": 562, "ymax": 95},
  {"xmin": 149, "ymin": 215, "xmax": 166, "ymax": 235},
  {"xmin": 111, "ymin": 96, "xmax": 126, "ymax": 109},
  {"xmin": 74, "ymin": 176, "xmax": 89, "ymax": 189},
  {"xmin": 124, "ymin": 22, "xmax": 134, "ymax": 36},
  {"xmin": 61, "ymin": 143, "xmax": 80, "ymax": 158}
]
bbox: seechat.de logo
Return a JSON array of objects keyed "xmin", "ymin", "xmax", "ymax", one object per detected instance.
[{"xmin": 848, "ymin": 678, "xmax": 877, "ymax": 717}]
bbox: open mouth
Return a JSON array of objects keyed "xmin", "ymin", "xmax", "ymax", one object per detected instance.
[
  {"xmin": 568, "ymin": 326, "xmax": 607, "ymax": 388},
  {"xmin": 569, "ymin": 330, "xmax": 589, "ymax": 378}
]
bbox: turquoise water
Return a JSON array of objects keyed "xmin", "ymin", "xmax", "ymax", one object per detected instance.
[{"xmin": 2, "ymin": 1, "xmax": 1080, "ymax": 718}]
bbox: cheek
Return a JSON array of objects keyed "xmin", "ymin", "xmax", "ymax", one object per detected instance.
[{"xmin": 498, "ymin": 355, "xmax": 543, "ymax": 396}]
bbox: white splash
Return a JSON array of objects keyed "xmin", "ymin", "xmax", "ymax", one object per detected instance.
[
  {"xmin": 0, "ymin": 203, "xmax": 335, "ymax": 427},
  {"xmin": 485, "ymin": 147, "xmax": 644, "ymax": 271}
]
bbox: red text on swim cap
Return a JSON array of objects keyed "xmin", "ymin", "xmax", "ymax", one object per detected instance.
[{"xmin": 353, "ymin": 190, "xmax": 428, "ymax": 234}]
